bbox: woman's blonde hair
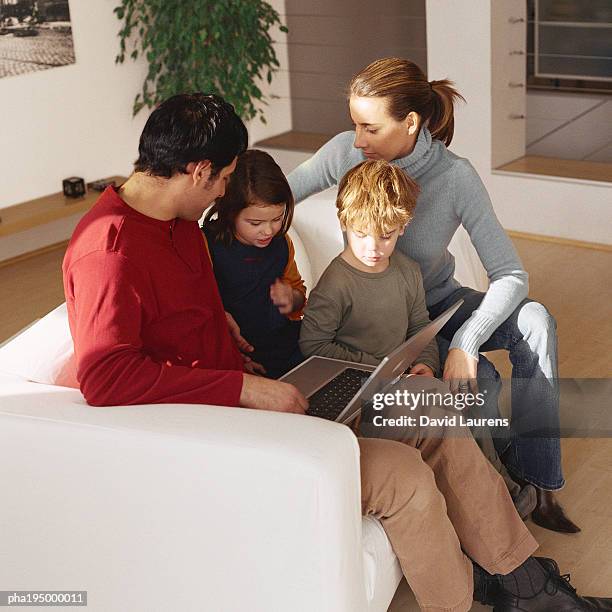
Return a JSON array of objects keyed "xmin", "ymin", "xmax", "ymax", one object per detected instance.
[
  {"xmin": 336, "ymin": 160, "xmax": 420, "ymax": 234},
  {"xmin": 349, "ymin": 57, "xmax": 465, "ymax": 146}
]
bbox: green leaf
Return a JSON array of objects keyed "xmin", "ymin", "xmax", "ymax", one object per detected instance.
[{"xmin": 115, "ymin": 0, "xmax": 285, "ymax": 118}]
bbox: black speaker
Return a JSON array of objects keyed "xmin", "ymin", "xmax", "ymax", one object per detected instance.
[{"xmin": 63, "ymin": 177, "xmax": 86, "ymax": 198}]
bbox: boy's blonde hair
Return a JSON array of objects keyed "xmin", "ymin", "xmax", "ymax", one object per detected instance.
[{"xmin": 336, "ymin": 160, "xmax": 420, "ymax": 234}]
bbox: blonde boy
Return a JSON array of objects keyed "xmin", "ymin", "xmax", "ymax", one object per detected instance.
[{"xmin": 299, "ymin": 160, "xmax": 438, "ymax": 375}]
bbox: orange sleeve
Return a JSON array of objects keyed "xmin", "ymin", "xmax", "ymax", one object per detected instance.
[
  {"xmin": 283, "ymin": 234, "xmax": 307, "ymax": 320},
  {"xmin": 201, "ymin": 232, "xmax": 212, "ymax": 264}
]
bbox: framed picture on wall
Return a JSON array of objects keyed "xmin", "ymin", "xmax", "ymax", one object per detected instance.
[{"xmin": 0, "ymin": 0, "xmax": 75, "ymax": 79}]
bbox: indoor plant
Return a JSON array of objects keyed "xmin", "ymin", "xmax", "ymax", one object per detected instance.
[{"xmin": 114, "ymin": 0, "xmax": 287, "ymax": 121}]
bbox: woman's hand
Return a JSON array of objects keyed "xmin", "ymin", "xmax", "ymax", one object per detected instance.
[
  {"xmin": 443, "ymin": 348, "xmax": 479, "ymax": 394},
  {"xmin": 409, "ymin": 363, "xmax": 435, "ymax": 377},
  {"xmin": 270, "ymin": 279, "xmax": 296, "ymax": 314}
]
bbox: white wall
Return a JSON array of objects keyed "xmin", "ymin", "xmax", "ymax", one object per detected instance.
[
  {"xmin": 0, "ymin": 0, "xmax": 149, "ymax": 210},
  {"xmin": 426, "ymin": 0, "xmax": 612, "ymax": 246},
  {"xmin": 0, "ymin": 0, "xmax": 291, "ymax": 260},
  {"xmin": 247, "ymin": 0, "xmax": 292, "ymax": 145}
]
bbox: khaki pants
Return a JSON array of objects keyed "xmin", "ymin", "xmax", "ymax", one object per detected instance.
[{"xmin": 357, "ymin": 399, "xmax": 538, "ymax": 611}]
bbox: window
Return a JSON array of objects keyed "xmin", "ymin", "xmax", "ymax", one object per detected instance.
[{"xmin": 527, "ymin": 0, "xmax": 612, "ymax": 93}]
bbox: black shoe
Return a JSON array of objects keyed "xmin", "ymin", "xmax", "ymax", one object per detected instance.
[
  {"xmin": 473, "ymin": 562, "xmax": 501, "ymax": 605},
  {"xmin": 474, "ymin": 558, "xmax": 561, "ymax": 606},
  {"xmin": 534, "ymin": 556, "xmax": 563, "ymax": 575},
  {"xmin": 531, "ymin": 489, "xmax": 581, "ymax": 534},
  {"xmin": 493, "ymin": 559, "xmax": 612, "ymax": 611}
]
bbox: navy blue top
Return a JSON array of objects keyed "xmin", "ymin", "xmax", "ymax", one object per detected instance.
[{"xmin": 202, "ymin": 225, "xmax": 304, "ymax": 378}]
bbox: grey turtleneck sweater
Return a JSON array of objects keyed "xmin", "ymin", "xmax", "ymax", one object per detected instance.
[{"xmin": 287, "ymin": 128, "xmax": 528, "ymax": 358}]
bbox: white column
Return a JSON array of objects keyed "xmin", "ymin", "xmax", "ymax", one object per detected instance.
[{"xmin": 425, "ymin": 0, "xmax": 493, "ymax": 173}]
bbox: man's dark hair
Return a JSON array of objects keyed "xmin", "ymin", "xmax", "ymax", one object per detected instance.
[{"xmin": 134, "ymin": 93, "xmax": 248, "ymax": 178}]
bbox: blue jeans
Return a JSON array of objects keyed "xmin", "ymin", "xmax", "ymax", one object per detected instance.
[{"xmin": 429, "ymin": 287, "xmax": 564, "ymax": 491}]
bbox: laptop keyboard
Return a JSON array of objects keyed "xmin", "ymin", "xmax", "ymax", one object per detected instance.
[{"xmin": 306, "ymin": 367, "xmax": 370, "ymax": 420}]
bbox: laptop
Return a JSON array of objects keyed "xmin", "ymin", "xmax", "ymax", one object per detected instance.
[{"xmin": 280, "ymin": 300, "xmax": 463, "ymax": 425}]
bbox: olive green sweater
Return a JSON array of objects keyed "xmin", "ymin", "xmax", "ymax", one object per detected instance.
[{"xmin": 299, "ymin": 252, "xmax": 439, "ymax": 373}]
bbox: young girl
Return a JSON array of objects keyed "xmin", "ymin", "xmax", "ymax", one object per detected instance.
[{"xmin": 202, "ymin": 149, "xmax": 305, "ymax": 379}]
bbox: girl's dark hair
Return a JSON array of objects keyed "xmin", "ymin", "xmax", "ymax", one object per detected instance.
[
  {"xmin": 349, "ymin": 57, "xmax": 465, "ymax": 146},
  {"xmin": 203, "ymin": 149, "xmax": 294, "ymax": 245},
  {"xmin": 134, "ymin": 93, "xmax": 248, "ymax": 178}
]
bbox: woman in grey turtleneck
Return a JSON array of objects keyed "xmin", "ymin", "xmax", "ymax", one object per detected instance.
[{"xmin": 287, "ymin": 57, "xmax": 578, "ymax": 534}]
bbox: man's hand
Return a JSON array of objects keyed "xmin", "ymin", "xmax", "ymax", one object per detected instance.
[
  {"xmin": 409, "ymin": 363, "xmax": 435, "ymax": 377},
  {"xmin": 225, "ymin": 311, "xmax": 253, "ymax": 353},
  {"xmin": 443, "ymin": 348, "xmax": 479, "ymax": 394},
  {"xmin": 240, "ymin": 374, "xmax": 308, "ymax": 414}
]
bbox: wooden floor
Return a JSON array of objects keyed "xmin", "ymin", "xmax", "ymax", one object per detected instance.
[
  {"xmin": 1, "ymin": 236, "xmax": 611, "ymax": 610},
  {"xmin": 497, "ymin": 155, "xmax": 612, "ymax": 184},
  {"xmin": 394, "ymin": 236, "xmax": 612, "ymax": 610},
  {"xmin": 0, "ymin": 244, "xmax": 68, "ymax": 344}
]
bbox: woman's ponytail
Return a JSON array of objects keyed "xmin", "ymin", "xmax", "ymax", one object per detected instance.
[
  {"xmin": 349, "ymin": 58, "xmax": 465, "ymax": 147},
  {"xmin": 428, "ymin": 79, "xmax": 465, "ymax": 146}
]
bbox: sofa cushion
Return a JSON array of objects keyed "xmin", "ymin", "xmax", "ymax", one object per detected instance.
[
  {"xmin": 292, "ymin": 188, "xmax": 344, "ymax": 287},
  {"xmin": 287, "ymin": 226, "xmax": 313, "ymax": 295},
  {"xmin": 0, "ymin": 303, "xmax": 78, "ymax": 388}
]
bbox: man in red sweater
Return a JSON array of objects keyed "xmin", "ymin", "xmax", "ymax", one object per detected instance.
[{"xmin": 63, "ymin": 93, "xmax": 306, "ymax": 413}]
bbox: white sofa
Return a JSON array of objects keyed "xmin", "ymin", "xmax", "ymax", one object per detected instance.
[{"xmin": 0, "ymin": 190, "xmax": 487, "ymax": 612}]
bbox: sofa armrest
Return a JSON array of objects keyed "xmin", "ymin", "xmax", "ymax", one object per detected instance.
[{"xmin": 0, "ymin": 376, "xmax": 368, "ymax": 612}]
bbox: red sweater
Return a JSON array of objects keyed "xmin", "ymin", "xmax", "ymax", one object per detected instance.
[{"xmin": 62, "ymin": 187, "xmax": 244, "ymax": 407}]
